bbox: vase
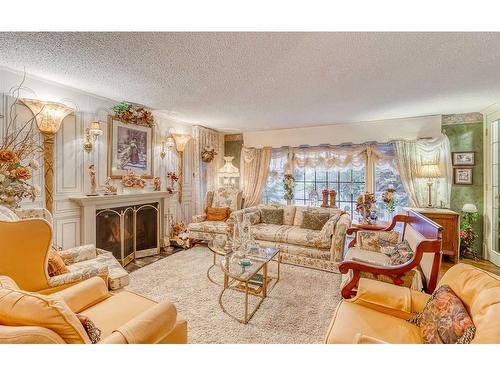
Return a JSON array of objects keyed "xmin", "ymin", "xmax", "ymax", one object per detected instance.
[
  {"xmin": 329, "ymin": 190, "xmax": 337, "ymax": 208},
  {"xmin": 321, "ymin": 191, "xmax": 329, "ymax": 207}
]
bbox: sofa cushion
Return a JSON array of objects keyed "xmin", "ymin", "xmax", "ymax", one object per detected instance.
[
  {"xmin": 206, "ymin": 207, "xmax": 230, "ymax": 221},
  {"xmin": 293, "ymin": 206, "xmax": 341, "ymax": 226},
  {"xmin": 301, "ymin": 211, "xmax": 330, "ymax": 230},
  {"xmin": 260, "ymin": 208, "xmax": 284, "ymax": 225},
  {"xmin": 243, "ymin": 210, "xmax": 261, "ymax": 225},
  {"xmin": 410, "ymin": 285, "xmax": 475, "ymax": 344},
  {"xmin": 252, "ymin": 223, "xmax": 330, "ymax": 249},
  {"xmin": 188, "ymin": 220, "xmax": 230, "ymax": 234},
  {"xmin": 260, "ymin": 204, "xmax": 296, "ymax": 225},
  {"xmin": 388, "ymin": 240, "xmax": 414, "ymax": 265}
]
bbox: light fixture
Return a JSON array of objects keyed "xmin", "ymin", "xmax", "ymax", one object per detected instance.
[
  {"xmin": 21, "ymin": 98, "xmax": 74, "ymax": 213},
  {"xmin": 171, "ymin": 133, "xmax": 192, "ymax": 203},
  {"xmin": 218, "ymin": 156, "xmax": 240, "ymax": 187},
  {"xmin": 462, "ymin": 203, "xmax": 478, "ymax": 213},
  {"xmin": 83, "ymin": 121, "xmax": 103, "ymax": 153},
  {"xmin": 417, "ymin": 160, "xmax": 442, "ymax": 208}
]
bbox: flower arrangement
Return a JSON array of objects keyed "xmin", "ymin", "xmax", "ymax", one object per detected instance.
[
  {"xmin": 166, "ymin": 171, "xmax": 179, "ymax": 193},
  {"xmin": 283, "ymin": 174, "xmax": 294, "ymax": 201},
  {"xmin": 121, "ymin": 170, "xmax": 146, "ymax": 189},
  {"xmin": 382, "ymin": 184, "xmax": 396, "ymax": 214},
  {"xmin": 356, "ymin": 192, "xmax": 376, "ymax": 224},
  {"xmin": 112, "ymin": 102, "xmax": 154, "ymax": 127},
  {"xmin": 460, "ymin": 210, "xmax": 479, "ymax": 259},
  {"xmin": 0, "ymin": 78, "xmax": 42, "ymax": 209}
]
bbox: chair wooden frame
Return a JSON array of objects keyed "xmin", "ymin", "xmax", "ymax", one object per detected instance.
[{"xmin": 339, "ymin": 210, "xmax": 443, "ymax": 299}]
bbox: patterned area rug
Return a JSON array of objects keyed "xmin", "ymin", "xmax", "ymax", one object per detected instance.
[{"xmin": 126, "ymin": 246, "xmax": 342, "ymax": 343}]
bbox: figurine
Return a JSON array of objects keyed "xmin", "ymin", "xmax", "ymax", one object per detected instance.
[
  {"xmin": 153, "ymin": 176, "xmax": 161, "ymax": 191},
  {"xmin": 103, "ymin": 177, "xmax": 117, "ymax": 195},
  {"xmin": 87, "ymin": 164, "xmax": 98, "ymax": 196}
]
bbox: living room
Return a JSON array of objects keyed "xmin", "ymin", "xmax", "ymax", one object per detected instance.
[{"xmin": 1, "ymin": 1, "xmax": 500, "ymax": 374}]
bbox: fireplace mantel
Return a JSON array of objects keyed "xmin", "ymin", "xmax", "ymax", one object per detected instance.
[{"xmin": 69, "ymin": 191, "xmax": 175, "ymax": 251}]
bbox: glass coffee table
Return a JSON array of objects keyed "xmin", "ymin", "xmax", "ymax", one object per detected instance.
[{"xmin": 218, "ymin": 245, "xmax": 281, "ymax": 324}]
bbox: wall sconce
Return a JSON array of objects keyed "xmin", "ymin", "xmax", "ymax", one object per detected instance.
[
  {"xmin": 83, "ymin": 121, "xmax": 103, "ymax": 153},
  {"xmin": 21, "ymin": 98, "xmax": 75, "ymax": 213},
  {"xmin": 160, "ymin": 134, "xmax": 176, "ymax": 159},
  {"xmin": 171, "ymin": 133, "xmax": 192, "ymax": 203}
]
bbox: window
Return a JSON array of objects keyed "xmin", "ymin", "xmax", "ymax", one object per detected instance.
[
  {"xmin": 374, "ymin": 162, "xmax": 408, "ymax": 215},
  {"xmin": 293, "ymin": 167, "xmax": 365, "ymax": 217}
]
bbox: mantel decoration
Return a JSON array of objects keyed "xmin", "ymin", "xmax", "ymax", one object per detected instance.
[
  {"xmin": 111, "ymin": 102, "xmax": 154, "ymax": 127},
  {"xmin": 121, "ymin": 170, "xmax": 146, "ymax": 192},
  {"xmin": 201, "ymin": 146, "xmax": 217, "ymax": 163},
  {"xmin": 21, "ymin": 98, "xmax": 74, "ymax": 213},
  {"xmin": 152, "ymin": 176, "xmax": 161, "ymax": 191},
  {"xmin": 103, "ymin": 177, "xmax": 117, "ymax": 195},
  {"xmin": 356, "ymin": 192, "xmax": 376, "ymax": 224},
  {"xmin": 108, "ymin": 115, "xmax": 154, "ymax": 179},
  {"xmin": 283, "ymin": 173, "xmax": 294, "ymax": 204},
  {"xmin": 382, "ymin": 184, "xmax": 396, "ymax": 218}
]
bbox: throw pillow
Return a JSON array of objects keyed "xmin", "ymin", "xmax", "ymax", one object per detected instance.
[
  {"xmin": 47, "ymin": 247, "xmax": 69, "ymax": 277},
  {"xmin": 301, "ymin": 212, "xmax": 330, "ymax": 230},
  {"xmin": 206, "ymin": 207, "xmax": 230, "ymax": 221},
  {"xmin": 77, "ymin": 314, "xmax": 101, "ymax": 344},
  {"xmin": 358, "ymin": 230, "xmax": 399, "ymax": 253},
  {"xmin": 388, "ymin": 240, "xmax": 414, "ymax": 265},
  {"xmin": 260, "ymin": 208, "xmax": 284, "ymax": 225},
  {"xmin": 243, "ymin": 211, "xmax": 261, "ymax": 225},
  {"xmin": 409, "ymin": 285, "xmax": 476, "ymax": 344}
]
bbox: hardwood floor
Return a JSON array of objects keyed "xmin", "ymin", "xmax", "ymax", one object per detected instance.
[{"xmin": 441, "ymin": 256, "xmax": 500, "ymax": 277}]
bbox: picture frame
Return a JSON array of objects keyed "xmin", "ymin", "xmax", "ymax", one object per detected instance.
[
  {"xmin": 454, "ymin": 168, "xmax": 473, "ymax": 185},
  {"xmin": 107, "ymin": 115, "xmax": 154, "ymax": 179},
  {"xmin": 452, "ymin": 151, "xmax": 475, "ymax": 166}
]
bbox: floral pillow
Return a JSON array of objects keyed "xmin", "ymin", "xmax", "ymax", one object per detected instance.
[
  {"xmin": 409, "ymin": 285, "xmax": 476, "ymax": 344},
  {"xmin": 243, "ymin": 211, "xmax": 261, "ymax": 225},
  {"xmin": 388, "ymin": 240, "xmax": 414, "ymax": 265},
  {"xmin": 358, "ymin": 230, "xmax": 399, "ymax": 252}
]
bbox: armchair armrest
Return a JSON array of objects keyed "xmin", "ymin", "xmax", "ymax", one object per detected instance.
[
  {"xmin": 100, "ymin": 300, "xmax": 178, "ymax": 344},
  {"xmin": 50, "ymin": 276, "xmax": 109, "ymax": 313},
  {"xmin": 353, "ymin": 333, "xmax": 389, "ymax": 344},
  {"xmin": 48, "ymin": 264, "xmax": 108, "ymax": 289},
  {"xmin": 192, "ymin": 214, "xmax": 207, "ymax": 223},
  {"xmin": 330, "ymin": 213, "xmax": 352, "ymax": 262},
  {"xmin": 59, "ymin": 244, "xmax": 97, "ymax": 265},
  {"xmin": 0, "ymin": 325, "xmax": 65, "ymax": 344}
]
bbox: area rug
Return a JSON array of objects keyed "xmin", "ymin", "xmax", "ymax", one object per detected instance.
[{"xmin": 126, "ymin": 246, "xmax": 342, "ymax": 343}]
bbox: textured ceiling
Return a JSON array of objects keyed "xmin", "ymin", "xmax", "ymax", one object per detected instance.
[{"xmin": 1, "ymin": 32, "xmax": 500, "ymax": 131}]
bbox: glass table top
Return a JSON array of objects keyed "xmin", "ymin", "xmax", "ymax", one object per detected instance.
[{"xmin": 220, "ymin": 246, "xmax": 279, "ymax": 282}]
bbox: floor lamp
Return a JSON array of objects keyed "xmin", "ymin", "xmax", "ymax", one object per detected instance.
[
  {"xmin": 171, "ymin": 133, "xmax": 192, "ymax": 203},
  {"xmin": 21, "ymin": 99, "xmax": 74, "ymax": 213}
]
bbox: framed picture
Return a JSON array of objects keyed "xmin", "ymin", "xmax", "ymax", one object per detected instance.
[
  {"xmin": 107, "ymin": 116, "xmax": 154, "ymax": 179},
  {"xmin": 452, "ymin": 151, "xmax": 475, "ymax": 166},
  {"xmin": 454, "ymin": 168, "xmax": 473, "ymax": 185}
]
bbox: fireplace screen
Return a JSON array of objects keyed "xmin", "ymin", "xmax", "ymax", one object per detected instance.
[{"xmin": 96, "ymin": 202, "xmax": 159, "ymax": 266}]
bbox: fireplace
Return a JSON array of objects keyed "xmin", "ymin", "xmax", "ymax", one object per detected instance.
[{"xmin": 96, "ymin": 202, "xmax": 160, "ymax": 266}]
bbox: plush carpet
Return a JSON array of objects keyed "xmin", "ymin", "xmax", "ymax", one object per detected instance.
[{"xmin": 126, "ymin": 246, "xmax": 342, "ymax": 343}]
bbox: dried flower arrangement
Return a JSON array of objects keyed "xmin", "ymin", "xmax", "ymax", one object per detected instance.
[
  {"xmin": 0, "ymin": 76, "xmax": 42, "ymax": 209},
  {"xmin": 201, "ymin": 147, "xmax": 217, "ymax": 163},
  {"xmin": 382, "ymin": 184, "xmax": 396, "ymax": 214},
  {"xmin": 112, "ymin": 102, "xmax": 154, "ymax": 127},
  {"xmin": 166, "ymin": 171, "xmax": 179, "ymax": 193},
  {"xmin": 121, "ymin": 170, "xmax": 146, "ymax": 189},
  {"xmin": 356, "ymin": 192, "xmax": 376, "ymax": 224}
]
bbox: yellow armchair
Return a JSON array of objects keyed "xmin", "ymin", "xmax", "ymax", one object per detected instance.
[{"xmin": 0, "ymin": 275, "xmax": 187, "ymax": 344}]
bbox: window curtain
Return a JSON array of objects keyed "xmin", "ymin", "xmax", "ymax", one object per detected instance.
[
  {"xmin": 394, "ymin": 134, "xmax": 452, "ymax": 208},
  {"xmin": 241, "ymin": 146, "xmax": 272, "ymax": 207},
  {"xmin": 192, "ymin": 125, "xmax": 224, "ymax": 214}
]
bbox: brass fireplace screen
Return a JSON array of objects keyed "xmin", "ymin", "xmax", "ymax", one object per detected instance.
[{"xmin": 96, "ymin": 202, "xmax": 159, "ymax": 266}]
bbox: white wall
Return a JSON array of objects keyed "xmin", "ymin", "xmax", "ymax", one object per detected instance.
[
  {"xmin": 243, "ymin": 115, "xmax": 442, "ymax": 148},
  {"xmin": 0, "ymin": 67, "xmax": 196, "ymax": 248}
]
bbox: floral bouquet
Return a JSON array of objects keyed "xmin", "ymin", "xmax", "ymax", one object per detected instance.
[
  {"xmin": 166, "ymin": 171, "xmax": 179, "ymax": 193},
  {"xmin": 112, "ymin": 102, "xmax": 154, "ymax": 127},
  {"xmin": 121, "ymin": 170, "xmax": 146, "ymax": 189},
  {"xmin": 283, "ymin": 173, "xmax": 295, "ymax": 201},
  {"xmin": 382, "ymin": 185, "xmax": 396, "ymax": 214},
  {"xmin": 356, "ymin": 192, "xmax": 376, "ymax": 224}
]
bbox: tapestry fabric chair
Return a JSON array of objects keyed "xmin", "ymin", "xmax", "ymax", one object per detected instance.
[
  {"xmin": 0, "ymin": 275, "xmax": 187, "ymax": 344},
  {"xmin": 0, "ymin": 206, "xmax": 127, "ymax": 293},
  {"xmin": 187, "ymin": 187, "xmax": 243, "ymax": 243}
]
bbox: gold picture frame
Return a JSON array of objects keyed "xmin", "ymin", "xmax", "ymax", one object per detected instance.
[{"xmin": 107, "ymin": 115, "xmax": 154, "ymax": 179}]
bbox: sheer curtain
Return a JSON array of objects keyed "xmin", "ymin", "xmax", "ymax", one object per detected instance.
[
  {"xmin": 192, "ymin": 126, "xmax": 224, "ymax": 214},
  {"xmin": 394, "ymin": 134, "xmax": 452, "ymax": 208},
  {"xmin": 241, "ymin": 147, "xmax": 272, "ymax": 207},
  {"xmin": 262, "ymin": 147, "xmax": 289, "ymax": 204}
]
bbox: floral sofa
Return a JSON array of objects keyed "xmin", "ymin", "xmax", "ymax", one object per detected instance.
[
  {"xmin": 231, "ymin": 204, "xmax": 352, "ymax": 272},
  {"xmin": 187, "ymin": 187, "xmax": 243, "ymax": 243}
]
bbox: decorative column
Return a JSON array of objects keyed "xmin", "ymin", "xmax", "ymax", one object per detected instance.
[{"xmin": 21, "ymin": 99, "xmax": 74, "ymax": 213}]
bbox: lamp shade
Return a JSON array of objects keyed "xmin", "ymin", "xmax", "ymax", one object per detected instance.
[
  {"xmin": 164, "ymin": 135, "xmax": 176, "ymax": 149},
  {"xmin": 218, "ymin": 156, "xmax": 240, "ymax": 177},
  {"xmin": 172, "ymin": 133, "xmax": 192, "ymax": 152},
  {"xmin": 21, "ymin": 98, "xmax": 74, "ymax": 134},
  {"xmin": 462, "ymin": 203, "xmax": 478, "ymax": 213},
  {"xmin": 417, "ymin": 163, "xmax": 442, "ymax": 179},
  {"xmin": 89, "ymin": 121, "xmax": 103, "ymax": 136}
]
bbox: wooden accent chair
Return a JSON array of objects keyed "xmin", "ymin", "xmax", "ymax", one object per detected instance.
[{"xmin": 339, "ymin": 210, "xmax": 442, "ymax": 299}]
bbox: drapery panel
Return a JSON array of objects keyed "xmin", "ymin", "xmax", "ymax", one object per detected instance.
[
  {"xmin": 192, "ymin": 125, "xmax": 224, "ymax": 214},
  {"xmin": 241, "ymin": 146, "xmax": 272, "ymax": 207},
  {"xmin": 394, "ymin": 134, "xmax": 452, "ymax": 208}
]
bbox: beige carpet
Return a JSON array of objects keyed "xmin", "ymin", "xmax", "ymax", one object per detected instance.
[{"xmin": 126, "ymin": 246, "xmax": 342, "ymax": 343}]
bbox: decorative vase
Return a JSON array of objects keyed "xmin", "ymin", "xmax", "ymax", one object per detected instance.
[
  {"xmin": 329, "ymin": 190, "xmax": 337, "ymax": 208},
  {"xmin": 321, "ymin": 190, "xmax": 329, "ymax": 207}
]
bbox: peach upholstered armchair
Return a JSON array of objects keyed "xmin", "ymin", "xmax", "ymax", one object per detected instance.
[
  {"xmin": 0, "ymin": 275, "xmax": 187, "ymax": 344},
  {"xmin": 187, "ymin": 187, "xmax": 243, "ymax": 243}
]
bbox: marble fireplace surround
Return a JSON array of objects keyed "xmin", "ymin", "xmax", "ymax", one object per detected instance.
[{"xmin": 69, "ymin": 192, "xmax": 175, "ymax": 256}]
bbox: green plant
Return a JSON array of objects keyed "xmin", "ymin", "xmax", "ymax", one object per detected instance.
[{"xmin": 460, "ymin": 211, "xmax": 479, "ymax": 259}]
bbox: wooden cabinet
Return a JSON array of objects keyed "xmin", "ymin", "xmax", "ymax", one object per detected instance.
[{"xmin": 404, "ymin": 208, "xmax": 460, "ymax": 263}]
